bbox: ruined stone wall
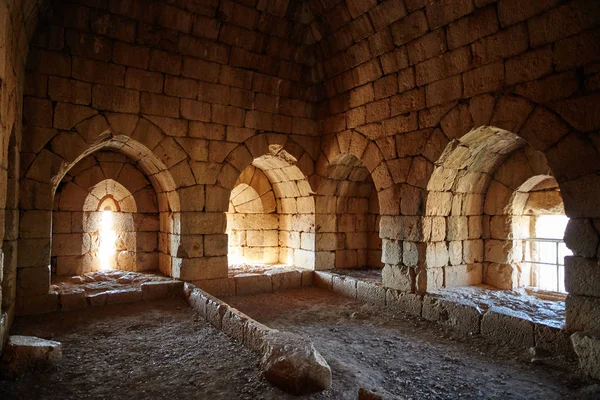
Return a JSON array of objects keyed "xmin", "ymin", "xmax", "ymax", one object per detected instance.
[{"xmin": 52, "ymin": 151, "xmax": 159, "ymax": 275}]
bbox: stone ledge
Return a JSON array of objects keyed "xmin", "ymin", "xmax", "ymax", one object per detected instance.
[
  {"xmin": 18, "ymin": 279, "xmax": 185, "ymax": 315},
  {"xmin": 191, "ymin": 268, "xmax": 313, "ymax": 297},
  {"xmin": 316, "ymin": 271, "xmax": 573, "ymax": 356},
  {"xmin": 182, "ymin": 282, "xmax": 331, "ymax": 395}
]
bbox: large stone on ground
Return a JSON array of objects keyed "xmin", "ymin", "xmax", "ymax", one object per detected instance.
[
  {"xmin": 0, "ymin": 335, "xmax": 62, "ymax": 377},
  {"xmin": 571, "ymin": 332, "xmax": 600, "ymax": 379},
  {"xmin": 261, "ymin": 331, "xmax": 332, "ymax": 395}
]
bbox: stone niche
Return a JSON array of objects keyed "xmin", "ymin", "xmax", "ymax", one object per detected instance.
[
  {"xmin": 226, "ymin": 152, "xmax": 316, "ymax": 269},
  {"xmin": 316, "ymin": 153, "xmax": 382, "ymax": 270},
  {"xmin": 51, "ymin": 152, "xmax": 160, "ymax": 275}
]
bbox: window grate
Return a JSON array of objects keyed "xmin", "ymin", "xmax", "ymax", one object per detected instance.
[{"xmin": 521, "ymin": 237, "xmax": 569, "ymax": 293}]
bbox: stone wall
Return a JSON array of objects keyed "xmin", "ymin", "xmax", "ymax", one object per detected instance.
[
  {"xmin": 52, "ymin": 151, "xmax": 159, "ymax": 275},
  {"xmin": 315, "ymin": 153, "xmax": 382, "ymax": 270},
  {"xmin": 227, "ymin": 166, "xmax": 280, "ymax": 265},
  {"xmin": 312, "ymin": 0, "xmax": 600, "ymax": 334},
  {"xmin": 1, "ymin": 0, "xmax": 599, "ymax": 376},
  {"xmin": 1, "ymin": 0, "xmax": 48, "ymax": 349}
]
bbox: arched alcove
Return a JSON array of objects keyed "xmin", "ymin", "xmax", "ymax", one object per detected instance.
[
  {"xmin": 227, "ymin": 167, "xmax": 279, "ymax": 266},
  {"xmin": 52, "ymin": 152, "xmax": 159, "ymax": 275},
  {"xmin": 315, "ymin": 153, "xmax": 382, "ymax": 270},
  {"xmin": 486, "ymin": 174, "xmax": 570, "ymax": 293},
  {"xmin": 225, "ymin": 148, "xmax": 316, "ymax": 271}
]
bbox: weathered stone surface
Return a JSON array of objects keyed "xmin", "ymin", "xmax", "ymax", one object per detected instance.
[
  {"xmin": 0, "ymin": 336, "xmax": 62, "ymax": 377},
  {"xmin": 261, "ymin": 331, "xmax": 332, "ymax": 395},
  {"xmin": 481, "ymin": 306, "xmax": 535, "ymax": 347},
  {"xmin": 59, "ymin": 289, "xmax": 87, "ymax": 311},
  {"xmin": 385, "ymin": 289, "xmax": 422, "ymax": 316},
  {"xmin": 422, "ymin": 296, "xmax": 481, "ymax": 335},
  {"xmin": 141, "ymin": 280, "xmax": 184, "ymax": 300},
  {"xmin": 572, "ymin": 332, "xmax": 600, "ymax": 380},
  {"xmin": 356, "ymin": 280, "xmax": 386, "ymax": 307}
]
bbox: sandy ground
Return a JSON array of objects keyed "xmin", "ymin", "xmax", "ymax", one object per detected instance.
[{"xmin": 224, "ymin": 288, "xmax": 589, "ymax": 400}]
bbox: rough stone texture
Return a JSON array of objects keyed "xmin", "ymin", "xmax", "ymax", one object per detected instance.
[
  {"xmin": 0, "ymin": 335, "xmax": 62, "ymax": 377},
  {"xmin": 261, "ymin": 331, "xmax": 332, "ymax": 395},
  {"xmin": 481, "ymin": 306, "xmax": 535, "ymax": 347},
  {"xmin": 0, "ymin": 0, "xmax": 599, "ymax": 380},
  {"xmin": 571, "ymin": 332, "xmax": 600, "ymax": 380},
  {"xmin": 183, "ymin": 283, "xmax": 330, "ymax": 394},
  {"xmin": 422, "ymin": 295, "xmax": 481, "ymax": 335}
]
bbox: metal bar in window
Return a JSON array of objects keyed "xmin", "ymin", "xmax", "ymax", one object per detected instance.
[{"xmin": 556, "ymin": 240, "xmax": 560, "ymax": 292}]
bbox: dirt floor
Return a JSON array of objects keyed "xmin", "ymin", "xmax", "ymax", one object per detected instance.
[
  {"xmin": 224, "ymin": 288, "xmax": 591, "ymax": 400},
  {"xmin": 0, "ymin": 298, "xmax": 290, "ymax": 400},
  {"xmin": 0, "ymin": 289, "xmax": 594, "ymax": 400}
]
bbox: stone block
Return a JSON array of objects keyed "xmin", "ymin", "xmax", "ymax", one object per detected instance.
[
  {"xmin": 141, "ymin": 280, "xmax": 184, "ymax": 300},
  {"xmin": 86, "ymin": 292, "xmax": 107, "ymax": 307},
  {"xmin": 564, "ymin": 256, "xmax": 600, "ymax": 297},
  {"xmin": 385, "ymin": 289, "xmax": 422, "ymax": 317},
  {"xmin": 59, "ymin": 289, "xmax": 87, "ymax": 311},
  {"xmin": 356, "ymin": 281, "xmax": 386, "ymax": 307},
  {"xmin": 534, "ymin": 323, "xmax": 574, "ymax": 357},
  {"xmin": 0, "ymin": 336, "xmax": 62, "ymax": 377},
  {"xmin": 235, "ymin": 274, "xmax": 272, "ymax": 296},
  {"xmin": 314, "ymin": 271, "xmax": 333, "ymax": 290},
  {"xmin": 301, "ymin": 270, "xmax": 314, "ymax": 287},
  {"xmin": 222, "ymin": 308, "xmax": 249, "ymax": 343},
  {"xmin": 184, "ymin": 285, "xmax": 208, "ymax": 317},
  {"xmin": 17, "ymin": 266, "xmax": 50, "ymax": 296},
  {"xmin": 205, "ymin": 297, "xmax": 227, "ymax": 329},
  {"xmin": 481, "ymin": 306, "xmax": 535, "ymax": 347},
  {"xmin": 381, "ymin": 264, "xmax": 415, "ymax": 292},
  {"xmin": 192, "ymin": 278, "xmax": 236, "ymax": 297},
  {"xmin": 571, "ymin": 332, "xmax": 600, "ymax": 380},
  {"xmin": 269, "ymin": 270, "xmax": 302, "ymax": 292},
  {"xmin": 332, "ymin": 275, "xmax": 357, "ymax": 299},
  {"xmin": 445, "ymin": 264, "xmax": 483, "ymax": 287},
  {"xmin": 106, "ymin": 288, "xmax": 142, "ymax": 305},
  {"xmin": 566, "ymin": 294, "xmax": 600, "ymax": 336},
  {"xmin": 16, "ymin": 292, "xmax": 58, "ymax": 316},
  {"xmin": 422, "ymin": 296, "xmax": 481, "ymax": 335},
  {"xmin": 244, "ymin": 319, "xmax": 273, "ymax": 353}
]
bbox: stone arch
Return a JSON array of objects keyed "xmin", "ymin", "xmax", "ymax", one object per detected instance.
[
  {"xmin": 487, "ymin": 175, "xmax": 568, "ymax": 291},
  {"xmin": 53, "ymin": 174, "xmax": 149, "ymax": 275},
  {"xmin": 17, "ymin": 134, "xmax": 181, "ymax": 308},
  {"xmin": 317, "ymin": 130, "xmax": 392, "ymax": 204},
  {"xmin": 214, "ymin": 134, "xmax": 317, "ymax": 270},
  {"xmin": 226, "ymin": 167, "xmax": 279, "ymax": 266},
  {"xmin": 437, "ymin": 94, "xmax": 600, "ymax": 219},
  {"xmin": 401, "ymin": 94, "xmax": 600, "ymax": 295},
  {"xmin": 217, "ymin": 133, "xmax": 316, "ymax": 193},
  {"xmin": 313, "ymin": 130, "xmax": 387, "ymax": 271}
]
